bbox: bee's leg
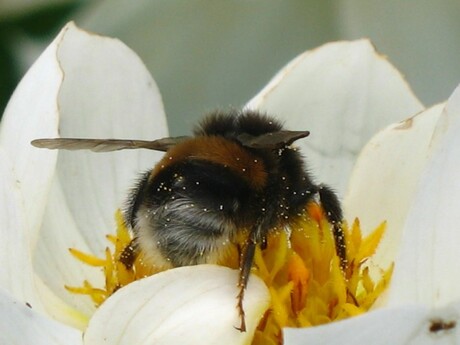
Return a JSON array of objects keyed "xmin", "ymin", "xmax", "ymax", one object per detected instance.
[
  {"xmin": 119, "ymin": 239, "xmax": 139, "ymax": 270},
  {"xmin": 235, "ymin": 230, "xmax": 258, "ymax": 332},
  {"xmin": 317, "ymin": 184, "xmax": 347, "ymax": 270}
]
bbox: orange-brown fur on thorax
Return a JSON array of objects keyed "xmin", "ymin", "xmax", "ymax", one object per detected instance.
[{"xmin": 149, "ymin": 136, "xmax": 268, "ymax": 190}]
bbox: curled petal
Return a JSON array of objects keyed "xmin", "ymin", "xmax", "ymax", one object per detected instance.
[
  {"xmin": 84, "ymin": 265, "xmax": 270, "ymax": 345},
  {"xmin": 247, "ymin": 40, "xmax": 423, "ymax": 193},
  {"xmin": 388, "ymin": 85, "xmax": 460, "ymax": 307},
  {"xmin": 48, "ymin": 22, "xmax": 168, "ymax": 255},
  {"xmin": 344, "ymin": 104, "xmax": 444, "ymax": 274},
  {"xmin": 30, "ymin": 22, "xmax": 168, "ymax": 316}
]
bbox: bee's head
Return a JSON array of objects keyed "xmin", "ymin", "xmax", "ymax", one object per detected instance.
[{"xmin": 194, "ymin": 109, "xmax": 309, "ymax": 150}]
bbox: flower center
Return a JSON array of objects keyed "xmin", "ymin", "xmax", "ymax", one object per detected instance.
[{"xmin": 67, "ymin": 204, "xmax": 392, "ymax": 344}]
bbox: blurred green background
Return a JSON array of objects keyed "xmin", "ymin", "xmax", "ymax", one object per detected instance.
[{"xmin": 1, "ymin": 0, "xmax": 460, "ymax": 134}]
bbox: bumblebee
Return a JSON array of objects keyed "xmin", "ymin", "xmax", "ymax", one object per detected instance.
[{"xmin": 32, "ymin": 109, "xmax": 346, "ymax": 332}]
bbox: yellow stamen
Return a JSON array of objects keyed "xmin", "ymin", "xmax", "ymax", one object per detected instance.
[
  {"xmin": 288, "ymin": 253, "xmax": 309, "ymax": 314},
  {"xmin": 67, "ymin": 206, "xmax": 392, "ymax": 344},
  {"xmin": 68, "ymin": 248, "xmax": 106, "ymax": 267}
]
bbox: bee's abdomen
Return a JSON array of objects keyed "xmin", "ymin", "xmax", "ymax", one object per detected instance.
[
  {"xmin": 131, "ymin": 159, "xmax": 258, "ymax": 267},
  {"xmin": 136, "ymin": 196, "xmax": 235, "ymax": 266}
]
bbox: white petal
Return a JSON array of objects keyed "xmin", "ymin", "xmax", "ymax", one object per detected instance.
[
  {"xmin": 0, "ymin": 288, "xmax": 82, "ymax": 345},
  {"xmin": 33, "ymin": 20, "xmax": 168, "ymax": 320},
  {"xmin": 0, "ymin": 149, "xmax": 41, "ymax": 306},
  {"xmin": 84, "ymin": 266, "xmax": 270, "ymax": 345},
  {"xmin": 387, "ymin": 85, "xmax": 460, "ymax": 307},
  {"xmin": 48, "ymin": 22, "xmax": 168, "ymax": 255},
  {"xmin": 0, "ymin": 23, "xmax": 70, "ymax": 313},
  {"xmin": 0, "ymin": 24, "xmax": 63, "ymax": 247},
  {"xmin": 246, "ymin": 40, "xmax": 423, "ymax": 194},
  {"xmin": 34, "ymin": 178, "xmax": 103, "ymax": 318},
  {"xmin": 284, "ymin": 303, "xmax": 460, "ymax": 344},
  {"xmin": 344, "ymin": 104, "xmax": 444, "ymax": 273}
]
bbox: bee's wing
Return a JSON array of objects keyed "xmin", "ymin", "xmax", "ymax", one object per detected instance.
[
  {"xmin": 31, "ymin": 136, "xmax": 190, "ymax": 152},
  {"xmin": 237, "ymin": 130, "xmax": 310, "ymax": 149}
]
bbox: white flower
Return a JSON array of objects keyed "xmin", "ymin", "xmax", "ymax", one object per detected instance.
[{"xmin": 3, "ymin": 20, "xmax": 456, "ymax": 344}]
